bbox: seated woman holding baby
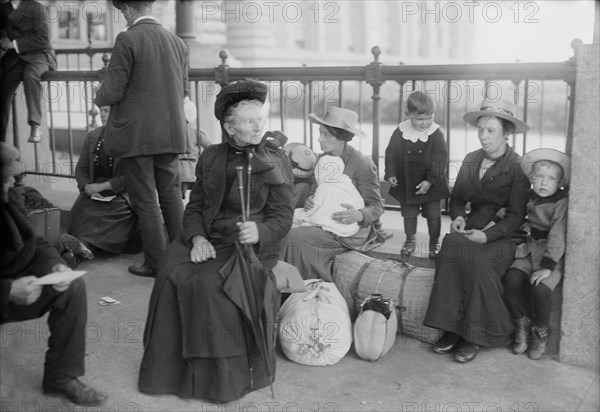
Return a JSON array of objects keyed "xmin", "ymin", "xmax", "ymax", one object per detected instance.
[{"xmin": 280, "ymin": 106, "xmax": 385, "ymax": 280}]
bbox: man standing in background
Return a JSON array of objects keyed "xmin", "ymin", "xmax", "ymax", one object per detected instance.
[
  {"xmin": 95, "ymin": 0, "xmax": 189, "ymax": 278},
  {"xmin": 0, "ymin": 0, "xmax": 56, "ymax": 143}
]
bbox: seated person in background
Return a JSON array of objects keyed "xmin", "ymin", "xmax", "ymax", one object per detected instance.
[
  {"xmin": 179, "ymin": 96, "xmax": 211, "ymax": 197},
  {"xmin": 60, "ymin": 106, "xmax": 141, "ymax": 268},
  {"xmin": 284, "ymin": 142, "xmax": 318, "ymax": 209},
  {"xmin": 179, "ymin": 126, "xmax": 211, "ymax": 197},
  {"xmin": 0, "ymin": 142, "xmax": 106, "ymax": 406},
  {"xmin": 293, "ymin": 155, "xmax": 364, "ymax": 238},
  {"xmin": 503, "ymin": 148, "xmax": 570, "ymax": 360}
]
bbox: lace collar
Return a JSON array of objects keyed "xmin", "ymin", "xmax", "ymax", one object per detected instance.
[{"xmin": 398, "ymin": 119, "xmax": 440, "ymax": 143}]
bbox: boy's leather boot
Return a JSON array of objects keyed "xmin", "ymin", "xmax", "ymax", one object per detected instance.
[
  {"xmin": 401, "ymin": 234, "xmax": 417, "ymax": 255},
  {"xmin": 528, "ymin": 325, "xmax": 550, "ymax": 360},
  {"xmin": 428, "ymin": 237, "xmax": 440, "ymax": 259},
  {"xmin": 512, "ymin": 317, "xmax": 530, "ymax": 355}
]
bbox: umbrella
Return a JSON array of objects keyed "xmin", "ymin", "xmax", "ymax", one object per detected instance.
[{"xmin": 219, "ymin": 152, "xmax": 277, "ymax": 398}]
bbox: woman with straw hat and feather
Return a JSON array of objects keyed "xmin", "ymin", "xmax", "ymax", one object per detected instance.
[{"xmin": 424, "ymin": 98, "xmax": 531, "ymax": 364}]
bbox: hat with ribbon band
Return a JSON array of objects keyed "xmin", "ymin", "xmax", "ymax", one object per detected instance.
[{"xmin": 463, "ymin": 98, "xmax": 529, "ymax": 134}]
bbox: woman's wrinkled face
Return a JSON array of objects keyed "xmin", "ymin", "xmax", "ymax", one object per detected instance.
[
  {"xmin": 477, "ymin": 116, "xmax": 508, "ymax": 158},
  {"xmin": 318, "ymin": 126, "xmax": 345, "ymax": 155},
  {"xmin": 225, "ymin": 104, "xmax": 265, "ymax": 147}
]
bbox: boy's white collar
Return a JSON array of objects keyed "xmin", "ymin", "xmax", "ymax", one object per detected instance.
[{"xmin": 399, "ymin": 119, "xmax": 440, "ymax": 143}]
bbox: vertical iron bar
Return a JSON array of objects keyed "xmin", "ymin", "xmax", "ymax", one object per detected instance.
[
  {"xmin": 338, "ymin": 80, "xmax": 343, "ymax": 107},
  {"xmin": 371, "ymin": 84, "xmax": 380, "ymax": 169},
  {"xmin": 279, "ymin": 82, "xmax": 285, "ymax": 133},
  {"xmin": 66, "ymin": 81, "xmax": 74, "ymax": 175},
  {"xmin": 308, "ymin": 81, "xmax": 314, "ymax": 149},
  {"xmin": 565, "ymin": 81, "xmax": 575, "ymax": 157},
  {"xmin": 195, "ymin": 81, "xmax": 201, "ymax": 134},
  {"xmin": 445, "ymin": 80, "xmax": 452, "ymax": 212},
  {"xmin": 47, "ymin": 80, "xmax": 56, "ymax": 174},
  {"xmin": 522, "ymin": 79, "xmax": 529, "ymax": 155}
]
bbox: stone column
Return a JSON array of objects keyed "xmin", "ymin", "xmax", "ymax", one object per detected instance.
[
  {"xmin": 174, "ymin": 1, "xmax": 229, "ymax": 144},
  {"xmin": 560, "ymin": 4, "xmax": 600, "ymax": 371},
  {"xmin": 175, "ymin": 0, "xmax": 196, "ymax": 40}
]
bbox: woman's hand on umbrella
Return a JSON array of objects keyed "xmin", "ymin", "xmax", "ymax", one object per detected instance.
[
  {"xmin": 190, "ymin": 235, "xmax": 216, "ymax": 263},
  {"xmin": 237, "ymin": 221, "xmax": 259, "ymax": 245},
  {"xmin": 332, "ymin": 203, "xmax": 363, "ymax": 225}
]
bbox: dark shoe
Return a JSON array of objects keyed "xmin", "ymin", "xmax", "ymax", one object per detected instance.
[
  {"xmin": 401, "ymin": 235, "xmax": 417, "ymax": 255},
  {"xmin": 60, "ymin": 234, "xmax": 94, "ymax": 260},
  {"xmin": 432, "ymin": 332, "xmax": 462, "ymax": 354},
  {"xmin": 453, "ymin": 341, "xmax": 480, "ymax": 363},
  {"xmin": 512, "ymin": 317, "xmax": 530, "ymax": 355},
  {"xmin": 61, "ymin": 251, "xmax": 80, "ymax": 269},
  {"xmin": 528, "ymin": 325, "xmax": 549, "ymax": 360},
  {"xmin": 28, "ymin": 124, "xmax": 42, "ymax": 143},
  {"xmin": 128, "ymin": 264, "xmax": 156, "ymax": 278},
  {"xmin": 428, "ymin": 242, "xmax": 440, "ymax": 259},
  {"xmin": 43, "ymin": 378, "xmax": 107, "ymax": 406}
]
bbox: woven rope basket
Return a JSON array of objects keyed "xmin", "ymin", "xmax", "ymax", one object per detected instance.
[{"xmin": 333, "ymin": 251, "xmax": 442, "ymax": 344}]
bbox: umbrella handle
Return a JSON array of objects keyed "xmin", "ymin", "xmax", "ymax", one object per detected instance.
[
  {"xmin": 236, "ymin": 165, "xmax": 246, "ymax": 223},
  {"xmin": 246, "ymin": 151, "xmax": 253, "ymax": 222}
]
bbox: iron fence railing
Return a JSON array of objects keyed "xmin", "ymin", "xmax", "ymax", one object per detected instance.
[{"xmin": 11, "ymin": 46, "xmax": 578, "ymax": 209}]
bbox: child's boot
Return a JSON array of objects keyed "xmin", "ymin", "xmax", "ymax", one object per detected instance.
[
  {"xmin": 528, "ymin": 324, "xmax": 549, "ymax": 360},
  {"xmin": 428, "ymin": 237, "xmax": 440, "ymax": 259},
  {"xmin": 401, "ymin": 234, "xmax": 417, "ymax": 255},
  {"xmin": 427, "ymin": 218, "xmax": 441, "ymax": 259},
  {"xmin": 512, "ymin": 317, "xmax": 530, "ymax": 355}
]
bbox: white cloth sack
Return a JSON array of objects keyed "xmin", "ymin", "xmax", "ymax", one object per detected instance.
[{"xmin": 278, "ymin": 280, "xmax": 353, "ymax": 366}]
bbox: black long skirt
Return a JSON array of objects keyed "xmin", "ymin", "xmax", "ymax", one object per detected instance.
[
  {"xmin": 424, "ymin": 232, "xmax": 515, "ymax": 347},
  {"xmin": 138, "ymin": 239, "xmax": 275, "ymax": 403},
  {"xmin": 68, "ymin": 193, "xmax": 140, "ymax": 254}
]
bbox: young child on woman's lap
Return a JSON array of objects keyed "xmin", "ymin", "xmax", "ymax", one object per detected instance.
[{"xmin": 503, "ymin": 148, "xmax": 570, "ymax": 360}]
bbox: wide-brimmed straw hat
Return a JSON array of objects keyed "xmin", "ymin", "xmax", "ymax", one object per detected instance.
[
  {"xmin": 214, "ymin": 79, "xmax": 268, "ymax": 122},
  {"xmin": 521, "ymin": 148, "xmax": 570, "ymax": 185},
  {"xmin": 112, "ymin": 0, "xmax": 155, "ymax": 10},
  {"xmin": 309, "ymin": 106, "xmax": 366, "ymax": 139},
  {"xmin": 463, "ymin": 98, "xmax": 529, "ymax": 134}
]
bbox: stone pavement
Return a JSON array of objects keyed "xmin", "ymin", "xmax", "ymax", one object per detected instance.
[{"xmin": 1, "ymin": 188, "xmax": 599, "ymax": 411}]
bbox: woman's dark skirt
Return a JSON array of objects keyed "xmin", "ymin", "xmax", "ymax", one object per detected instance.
[
  {"xmin": 138, "ymin": 239, "xmax": 275, "ymax": 403},
  {"xmin": 424, "ymin": 232, "xmax": 515, "ymax": 347},
  {"xmin": 68, "ymin": 193, "xmax": 140, "ymax": 254}
]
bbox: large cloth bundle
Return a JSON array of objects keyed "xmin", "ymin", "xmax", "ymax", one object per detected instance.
[
  {"xmin": 278, "ymin": 280, "xmax": 353, "ymax": 366},
  {"xmin": 333, "ymin": 251, "xmax": 442, "ymax": 344},
  {"xmin": 353, "ymin": 294, "xmax": 397, "ymax": 361}
]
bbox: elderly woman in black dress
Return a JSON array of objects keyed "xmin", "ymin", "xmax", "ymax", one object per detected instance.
[
  {"xmin": 424, "ymin": 98, "xmax": 530, "ymax": 363},
  {"xmin": 138, "ymin": 80, "xmax": 293, "ymax": 402}
]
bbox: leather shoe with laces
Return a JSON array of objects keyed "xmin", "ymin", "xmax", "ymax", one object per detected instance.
[
  {"xmin": 43, "ymin": 378, "xmax": 107, "ymax": 406},
  {"xmin": 432, "ymin": 331, "xmax": 462, "ymax": 354},
  {"xmin": 128, "ymin": 264, "xmax": 156, "ymax": 278},
  {"xmin": 453, "ymin": 340, "xmax": 480, "ymax": 363}
]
